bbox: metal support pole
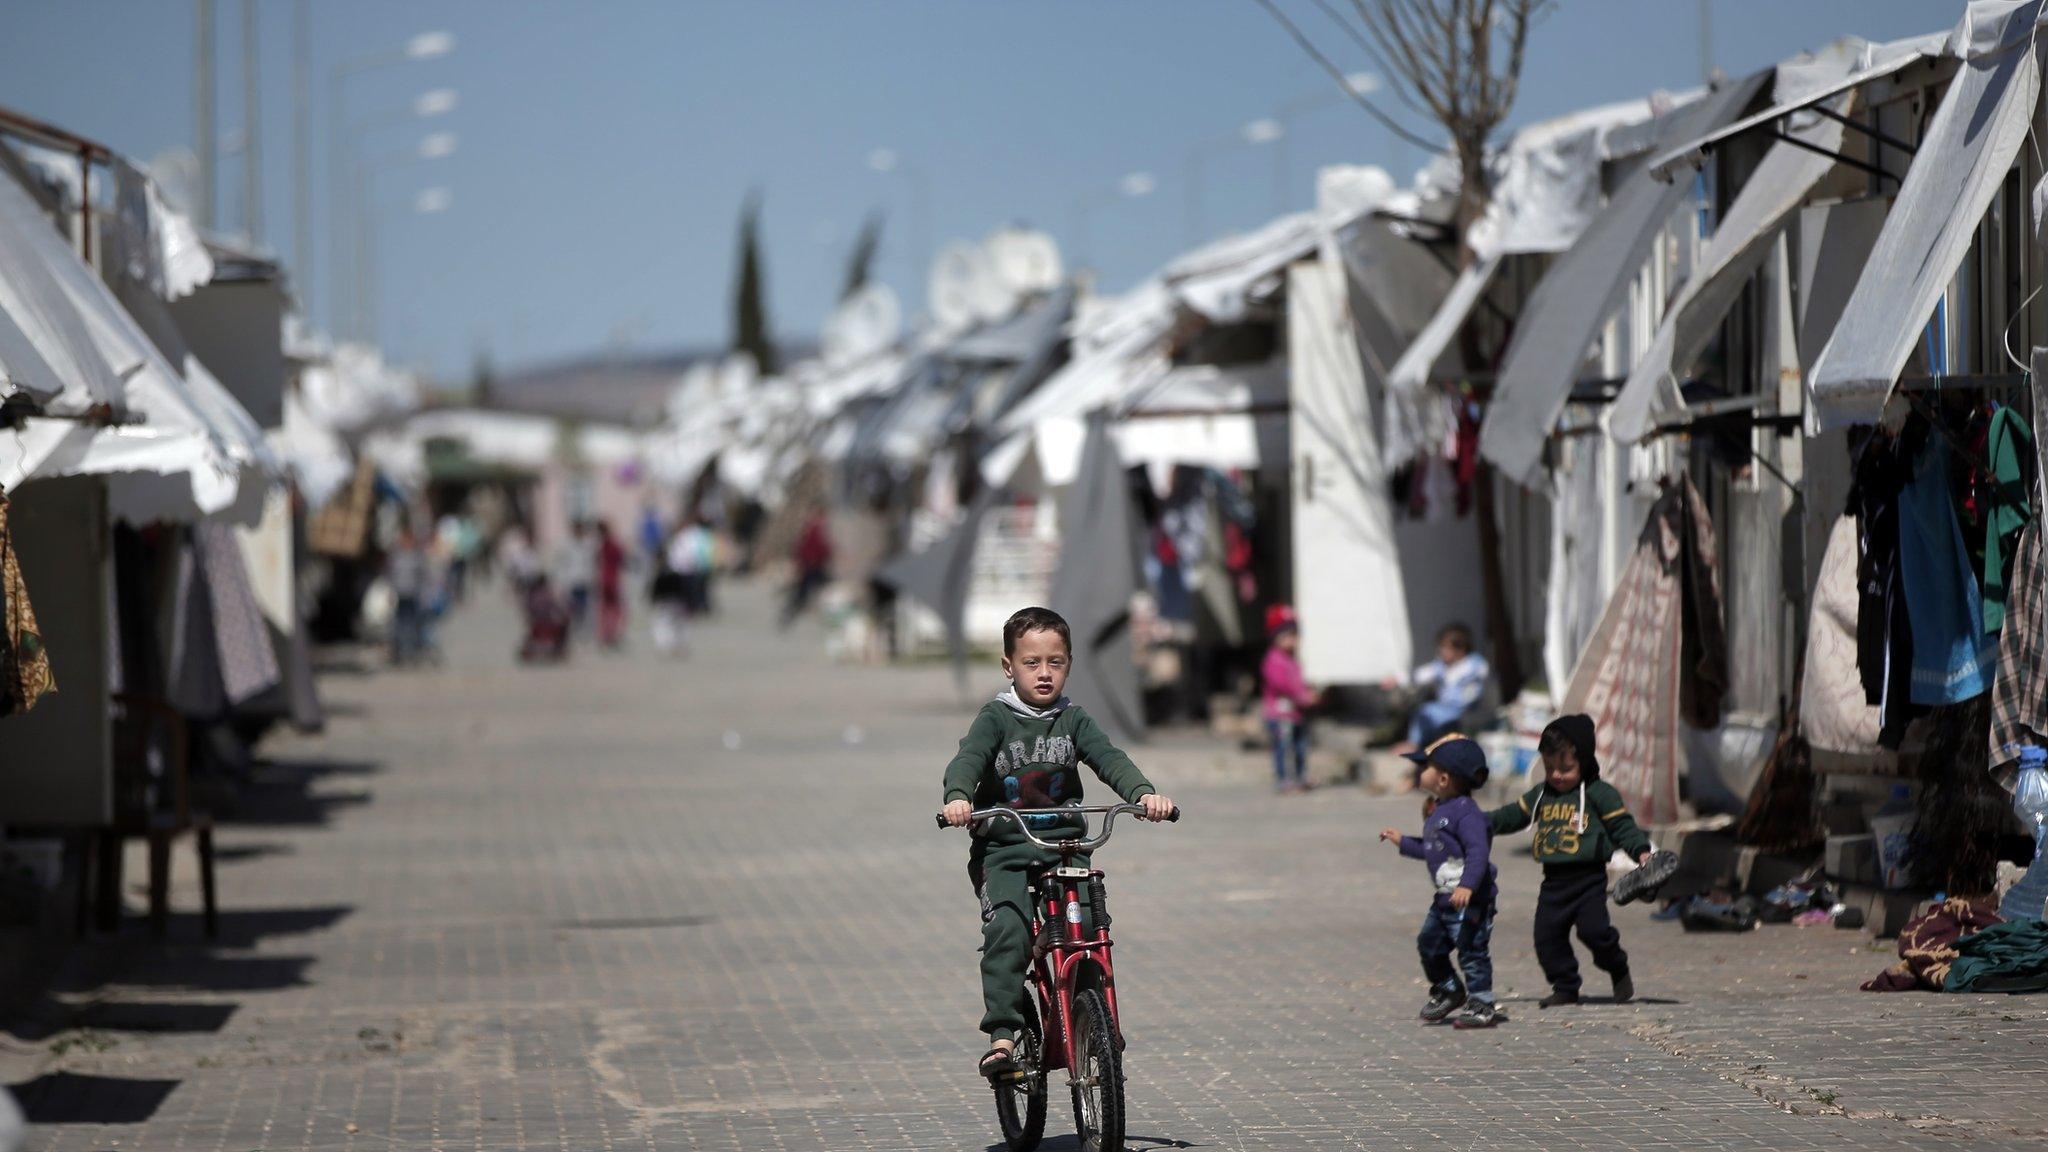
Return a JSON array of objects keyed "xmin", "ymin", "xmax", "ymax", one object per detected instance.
[
  {"xmin": 195, "ymin": 0, "xmax": 215, "ymax": 230},
  {"xmin": 294, "ymin": 0, "xmax": 310, "ymax": 279},
  {"xmin": 241, "ymin": 0, "xmax": 261, "ymax": 242}
]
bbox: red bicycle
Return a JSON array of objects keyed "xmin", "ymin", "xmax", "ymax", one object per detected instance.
[{"xmin": 936, "ymin": 802, "xmax": 1178, "ymax": 1152}]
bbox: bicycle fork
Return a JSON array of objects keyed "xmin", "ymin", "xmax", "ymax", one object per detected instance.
[{"xmin": 1038, "ymin": 869, "xmax": 1123, "ymax": 1086}]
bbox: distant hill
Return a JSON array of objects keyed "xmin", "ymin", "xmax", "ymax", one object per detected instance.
[{"xmin": 484, "ymin": 341, "xmax": 818, "ymax": 426}]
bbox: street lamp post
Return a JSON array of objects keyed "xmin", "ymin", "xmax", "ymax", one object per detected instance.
[
  {"xmin": 868, "ymin": 148, "xmax": 930, "ymax": 309},
  {"xmin": 334, "ymin": 87, "xmax": 456, "ymax": 340},
  {"xmin": 1067, "ymin": 171, "xmax": 1155, "ymax": 269},
  {"xmin": 1183, "ymin": 121, "xmax": 1283, "ymax": 248},
  {"xmin": 324, "ymin": 29, "xmax": 453, "ymax": 337},
  {"xmin": 1265, "ymin": 71, "xmax": 1379, "ymax": 215},
  {"xmin": 1184, "ymin": 72, "xmax": 1379, "ymax": 242},
  {"xmin": 355, "ymin": 132, "xmax": 456, "ymax": 345}
]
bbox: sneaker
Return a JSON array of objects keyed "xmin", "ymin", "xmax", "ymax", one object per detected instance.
[
  {"xmin": 1451, "ymin": 1000, "xmax": 1500, "ymax": 1029},
  {"xmin": 1538, "ymin": 989, "xmax": 1580, "ymax": 1009},
  {"xmin": 1419, "ymin": 987, "xmax": 1466, "ymax": 1023},
  {"xmin": 1612, "ymin": 971, "xmax": 1635, "ymax": 1004},
  {"xmin": 1613, "ymin": 850, "xmax": 1681, "ymax": 906}
]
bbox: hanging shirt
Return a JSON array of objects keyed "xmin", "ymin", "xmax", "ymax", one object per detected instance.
[
  {"xmin": 1982, "ymin": 406, "xmax": 2034, "ymax": 634},
  {"xmin": 1899, "ymin": 437, "xmax": 1996, "ymax": 705}
]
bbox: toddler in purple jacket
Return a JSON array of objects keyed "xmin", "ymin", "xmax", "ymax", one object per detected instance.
[{"xmin": 1378, "ymin": 734, "xmax": 1499, "ymax": 1029}]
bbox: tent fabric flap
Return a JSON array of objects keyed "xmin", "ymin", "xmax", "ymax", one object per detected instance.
[
  {"xmin": 1479, "ymin": 70, "xmax": 1771, "ymax": 486},
  {"xmin": 1387, "ymin": 256, "xmax": 1500, "ymax": 394},
  {"xmin": 1608, "ymin": 99, "xmax": 1849, "ymax": 443},
  {"xmin": 1808, "ymin": 11, "xmax": 2044, "ymax": 429}
]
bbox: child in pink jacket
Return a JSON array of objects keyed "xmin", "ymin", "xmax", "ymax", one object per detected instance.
[{"xmin": 1261, "ymin": 617, "xmax": 1321, "ymax": 792}]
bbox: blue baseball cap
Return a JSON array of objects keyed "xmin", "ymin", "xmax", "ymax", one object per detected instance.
[{"xmin": 1402, "ymin": 734, "xmax": 1489, "ymax": 787}]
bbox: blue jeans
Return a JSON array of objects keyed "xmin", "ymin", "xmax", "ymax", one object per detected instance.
[
  {"xmin": 1417, "ymin": 893, "xmax": 1495, "ymax": 1003},
  {"xmin": 1406, "ymin": 699, "xmax": 1467, "ymax": 748},
  {"xmin": 1266, "ymin": 718, "xmax": 1309, "ymax": 786}
]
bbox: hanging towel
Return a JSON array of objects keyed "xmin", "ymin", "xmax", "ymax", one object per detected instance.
[
  {"xmin": 1899, "ymin": 437, "xmax": 1996, "ymax": 705},
  {"xmin": 193, "ymin": 522, "xmax": 281, "ymax": 707},
  {"xmin": 0, "ymin": 491, "xmax": 55, "ymax": 716},
  {"xmin": 1982, "ymin": 406, "xmax": 2034, "ymax": 633},
  {"xmin": 1803, "ymin": 514, "xmax": 1890, "ymax": 759}
]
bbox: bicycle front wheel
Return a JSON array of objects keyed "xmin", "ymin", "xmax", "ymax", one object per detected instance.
[
  {"xmin": 1069, "ymin": 988, "xmax": 1124, "ymax": 1152},
  {"xmin": 993, "ymin": 1002, "xmax": 1047, "ymax": 1152}
]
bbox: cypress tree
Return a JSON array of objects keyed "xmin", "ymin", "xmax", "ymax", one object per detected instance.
[{"xmin": 731, "ymin": 191, "xmax": 776, "ymax": 376}]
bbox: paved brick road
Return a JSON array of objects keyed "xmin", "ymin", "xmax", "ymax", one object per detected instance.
[{"xmin": 7, "ymin": 581, "xmax": 2047, "ymax": 1150}]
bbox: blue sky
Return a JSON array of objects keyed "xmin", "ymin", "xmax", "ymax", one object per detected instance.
[{"xmin": 0, "ymin": 0, "xmax": 1952, "ymax": 382}]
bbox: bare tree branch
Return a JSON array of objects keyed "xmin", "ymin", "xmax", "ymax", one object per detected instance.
[{"xmin": 1247, "ymin": 0, "xmax": 1444, "ymax": 152}]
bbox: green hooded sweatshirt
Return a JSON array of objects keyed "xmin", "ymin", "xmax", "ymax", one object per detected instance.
[
  {"xmin": 1486, "ymin": 778, "xmax": 1651, "ymax": 869},
  {"xmin": 942, "ymin": 690, "xmax": 1155, "ymax": 843}
]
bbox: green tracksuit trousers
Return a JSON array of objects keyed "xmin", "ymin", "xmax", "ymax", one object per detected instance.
[{"xmin": 969, "ymin": 837, "xmax": 1094, "ymax": 1042}]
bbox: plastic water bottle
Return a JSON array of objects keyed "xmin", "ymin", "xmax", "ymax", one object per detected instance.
[{"xmin": 2001, "ymin": 751, "xmax": 2048, "ymax": 922}]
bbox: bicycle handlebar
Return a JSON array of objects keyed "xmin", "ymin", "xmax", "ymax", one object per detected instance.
[{"xmin": 932, "ymin": 803, "xmax": 1180, "ymax": 853}]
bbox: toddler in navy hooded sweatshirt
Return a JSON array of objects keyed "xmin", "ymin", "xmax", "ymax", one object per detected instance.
[{"xmin": 1379, "ymin": 734, "xmax": 1499, "ymax": 1029}]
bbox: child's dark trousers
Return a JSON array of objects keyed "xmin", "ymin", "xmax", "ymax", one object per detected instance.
[{"xmin": 1533, "ymin": 864, "xmax": 1628, "ymax": 996}]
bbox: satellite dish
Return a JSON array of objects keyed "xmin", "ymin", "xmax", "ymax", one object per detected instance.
[
  {"xmin": 928, "ymin": 242, "xmax": 991, "ymax": 330},
  {"xmin": 822, "ymin": 283, "xmax": 902, "ymax": 366},
  {"xmin": 668, "ymin": 361, "xmax": 718, "ymax": 425},
  {"xmin": 718, "ymin": 353, "xmax": 758, "ymax": 402},
  {"xmin": 985, "ymin": 227, "xmax": 1063, "ymax": 296}
]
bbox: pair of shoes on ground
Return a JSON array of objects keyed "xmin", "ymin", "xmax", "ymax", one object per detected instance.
[
  {"xmin": 1538, "ymin": 972, "xmax": 1634, "ymax": 1009},
  {"xmin": 1418, "ymin": 989, "xmax": 1501, "ymax": 1029},
  {"xmin": 1274, "ymin": 780, "xmax": 1316, "ymax": 794}
]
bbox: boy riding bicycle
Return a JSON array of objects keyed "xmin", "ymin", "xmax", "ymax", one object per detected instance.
[{"xmin": 941, "ymin": 606, "xmax": 1175, "ymax": 1079}]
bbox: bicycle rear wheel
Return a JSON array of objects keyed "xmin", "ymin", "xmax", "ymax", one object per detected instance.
[
  {"xmin": 993, "ymin": 1003, "xmax": 1047, "ymax": 1151},
  {"xmin": 1069, "ymin": 988, "xmax": 1124, "ymax": 1152}
]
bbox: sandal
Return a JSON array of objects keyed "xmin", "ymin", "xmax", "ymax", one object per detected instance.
[{"xmin": 979, "ymin": 1043, "xmax": 1018, "ymax": 1078}]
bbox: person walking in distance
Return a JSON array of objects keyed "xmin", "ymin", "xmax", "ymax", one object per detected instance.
[{"xmin": 781, "ymin": 508, "xmax": 833, "ymax": 628}]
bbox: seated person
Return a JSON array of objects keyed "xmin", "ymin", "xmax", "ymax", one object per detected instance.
[{"xmin": 1383, "ymin": 623, "xmax": 1490, "ymax": 757}]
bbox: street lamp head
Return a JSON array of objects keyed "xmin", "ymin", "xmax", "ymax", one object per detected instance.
[
  {"xmin": 414, "ymin": 88, "xmax": 460, "ymax": 117},
  {"xmin": 1242, "ymin": 118, "xmax": 1285, "ymax": 145},
  {"xmin": 1344, "ymin": 72, "xmax": 1381, "ymax": 96},
  {"xmin": 417, "ymin": 132, "xmax": 459, "ymax": 160},
  {"xmin": 406, "ymin": 31, "xmax": 456, "ymax": 60},
  {"xmin": 415, "ymin": 187, "xmax": 454, "ymax": 215},
  {"xmin": 1119, "ymin": 172, "xmax": 1157, "ymax": 198},
  {"xmin": 867, "ymin": 148, "xmax": 899, "ymax": 174}
]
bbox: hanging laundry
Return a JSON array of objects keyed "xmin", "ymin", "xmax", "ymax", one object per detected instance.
[
  {"xmin": 1802, "ymin": 514, "xmax": 1892, "ymax": 764},
  {"xmin": 0, "ymin": 492, "xmax": 55, "ymax": 716},
  {"xmin": 1989, "ymin": 521, "xmax": 2048, "ymax": 786},
  {"xmin": 1853, "ymin": 437, "xmax": 1916, "ymax": 745},
  {"xmin": 1559, "ymin": 476, "xmax": 1727, "ymax": 825},
  {"xmin": 1898, "ymin": 436, "xmax": 1996, "ymax": 706},
  {"xmin": 1981, "ymin": 405, "xmax": 2033, "ymax": 633}
]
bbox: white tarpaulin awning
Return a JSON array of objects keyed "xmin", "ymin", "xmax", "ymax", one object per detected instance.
[
  {"xmin": 1808, "ymin": 1, "xmax": 2045, "ymax": 428},
  {"xmin": 1645, "ymin": 40, "xmax": 1943, "ymax": 181},
  {"xmin": 268, "ymin": 388, "xmax": 352, "ymax": 507},
  {"xmin": 1610, "ymin": 36, "xmax": 1955, "ymax": 441},
  {"xmin": 1387, "ymin": 256, "xmax": 1500, "ymax": 394},
  {"xmin": 1110, "ymin": 360, "xmax": 1286, "ymax": 476},
  {"xmin": 1383, "ymin": 101, "xmax": 1660, "ymax": 396},
  {"xmin": 0, "ymin": 164, "xmax": 125, "ymax": 407},
  {"xmin": 1162, "ymin": 213, "xmax": 1322, "ymax": 323},
  {"xmin": 1479, "ymin": 70, "xmax": 1772, "ymax": 485}
]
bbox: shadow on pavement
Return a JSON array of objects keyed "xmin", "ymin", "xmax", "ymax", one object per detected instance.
[
  {"xmin": 10, "ymin": 1071, "xmax": 181, "ymax": 1123},
  {"xmin": 554, "ymin": 914, "xmax": 715, "ymax": 931},
  {"xmin": 169, "ymin": 905, "xmax": 353, "ymax": 949},
  {"xmin": 217, "ymin": 756, "xmax": 379, "ymax": 827},
  {"xmin": 998, "ymin": 1137, "xmax": 1207, "ymax": 1151},
  {"xmin": 65, "ymin": 954, "xmax": 314, "ymax": 993}
]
